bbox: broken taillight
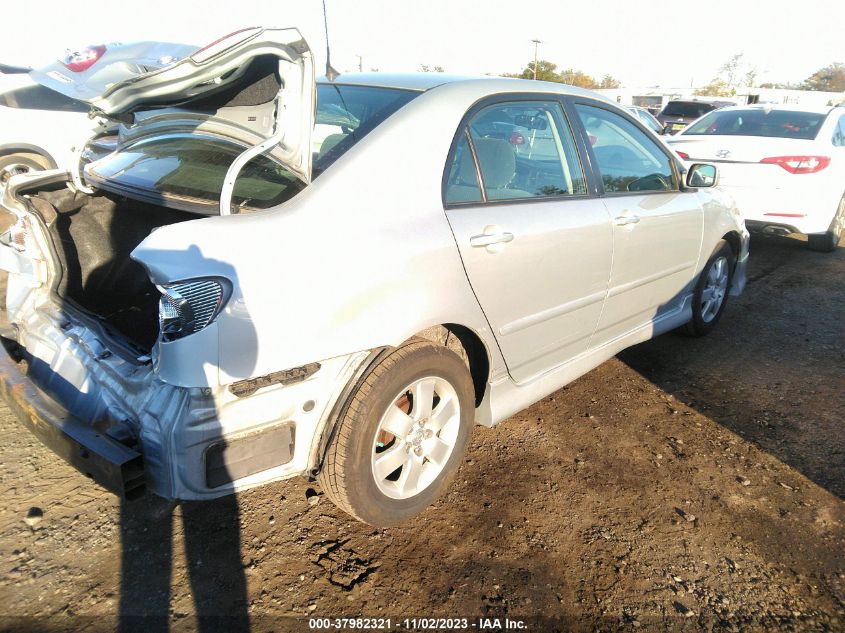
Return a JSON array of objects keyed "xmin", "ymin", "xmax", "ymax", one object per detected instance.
[
  {"xmin": 7, "ymin": 216, "xmax": 33, "ymax": 253},
  {"xmin": 61, "ymin": 45, "xmax": 106, "ymax": 73}
]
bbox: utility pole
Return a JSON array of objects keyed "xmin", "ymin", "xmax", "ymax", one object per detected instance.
[
  {"xmin": 531, "ymin": 39, "xmax": 542, "ymax": 80},
  {"xmin": 355, "ymin": 54, "xmax": 363, "ymax": 72}
]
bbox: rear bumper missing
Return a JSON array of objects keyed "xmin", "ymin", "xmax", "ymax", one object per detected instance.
[{"xmin": 0, "ymin": 340, "xmax": 145, "ymax": 499}]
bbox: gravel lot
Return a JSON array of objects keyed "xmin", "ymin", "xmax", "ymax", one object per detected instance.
[{"xmin": 0, "ymin": 234, "xmax": 843, "ymax": 633}]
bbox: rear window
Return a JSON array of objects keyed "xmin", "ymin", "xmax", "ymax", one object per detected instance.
[
  {"xmin": 85, "ymin": 84, "xmax": 419, "ymax": 212},
  {"xmin": 684, "ymin": 109, "xmax": 826, "ymax": 140},
  {"xmin": 661, "ymin": 102, "xmax": 715, "ymax": 118},
  {"xmin": 85, "ymin": 134, "xmax": 303, "ymax": 213},
  {"xmin": 0, "ymin": 84, "xmax": 89, "ymax": 112},
  {"xmin": 313, "ymin": 84, "xmax": 419, "ymax": 174}
]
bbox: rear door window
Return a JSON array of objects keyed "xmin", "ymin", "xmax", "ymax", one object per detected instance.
[
  {"xmin": 575, "ymin": 104, "xmax": 678, "ymax": 194},
  {"xmin": 444, "ymin": 132, "xmax": 482, "ymax": 203},
  {"xmin": 445, "ymin": 100, "xmax": 586, "ymax": 204}
]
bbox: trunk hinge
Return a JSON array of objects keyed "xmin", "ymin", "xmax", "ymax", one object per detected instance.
[{"xmin": 219, "ymin": 96, "xmax": 286, "ymax": 216}]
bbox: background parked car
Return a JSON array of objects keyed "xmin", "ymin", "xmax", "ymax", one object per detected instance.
[
  {"xmin": 657, "ymin": 100, "xmax": 733, "ymax": 135},
  {"xmin": 0, "ymin": 41, "xmax": 194, "ymax": 190},
  {"xmin": 0, "ymin": 72, "xmax": 94, "ymax": 190},
  {"xmin": 626, "ymin": 105, "xmax": 665, "ymax": 135},
  {"xmin": 666, "ymin": 104, "xmax": 845, "ymax": 251}
]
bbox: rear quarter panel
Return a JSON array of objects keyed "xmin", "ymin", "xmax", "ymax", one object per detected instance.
[{"xmin": 133, "ymin": 84, "xmax": 506, "ymax": 388}]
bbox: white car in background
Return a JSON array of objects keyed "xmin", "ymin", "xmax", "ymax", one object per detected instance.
[
  {"xmin": 0, "ymin": 73, "xmax": 96, "ymax": 189},
  {"xmin": 0, "ymin": 41, "xmax": 195, "ymax": 190},
  {"xmin": 666, "ymin": 104, "xmax": 845, "ymax": 251}
]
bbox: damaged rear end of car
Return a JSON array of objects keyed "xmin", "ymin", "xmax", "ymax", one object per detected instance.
[{"xmin": 0, "ymin": 27, "xmax": 369, "ymax": 501}]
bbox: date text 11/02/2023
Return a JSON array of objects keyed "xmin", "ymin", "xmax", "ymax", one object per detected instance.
[{"xmin": 308, "ymin": 617, "xmax": 528, "ymax": 630}]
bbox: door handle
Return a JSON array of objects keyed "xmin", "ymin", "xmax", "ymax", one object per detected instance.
[
  {"xmin": 614, "ymin": 214, "xmax": 641, "ymax": 226},
  {"xmin": 470, "ymin": 232, "xmax": 514, "ymax": 247}
]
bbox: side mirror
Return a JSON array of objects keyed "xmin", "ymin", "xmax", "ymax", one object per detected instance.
[{"xmin": 686, "ymin": 163, "xmax": 718, "ymax": 188}]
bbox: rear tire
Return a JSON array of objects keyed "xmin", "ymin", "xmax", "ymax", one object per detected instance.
[
  {"xmin": 684, "ymin": 240, "xmax": 735, "ymax": 337},
  {"xmin": 318, "ymin": 338, "xmax": 475, "ymax": 526},
  {"xmin": 807, "ymin": 195, "xmax": 844, "ymax": 253}
]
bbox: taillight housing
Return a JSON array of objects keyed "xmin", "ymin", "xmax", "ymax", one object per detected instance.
[
  {"xmin": 760, "ymin": 155, "xmax": 830, "ymax": 174},
  {"xmin": 61, "ymin": 45, "xmax": 106, "ymax": 72},
  {"xmin": 157, "ymin": 279, "xmax": 229, "ymax": 342},
  {"xmin": 675, "ymin": 151, "xmax": 690, "ymax": 160}
]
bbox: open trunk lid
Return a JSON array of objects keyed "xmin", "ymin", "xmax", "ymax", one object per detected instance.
[{"xmin": 31, "ymin": 27, "xmax": 315, "ymax": 183}]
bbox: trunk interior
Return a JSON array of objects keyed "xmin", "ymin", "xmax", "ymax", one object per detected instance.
[{"xmin": 30, "ymin": 187, "xmax": 201, "ymax": 352}]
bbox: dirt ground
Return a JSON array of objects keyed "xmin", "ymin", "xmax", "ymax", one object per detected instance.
[{"xmin": 0, "ymin": 233, "xmax": 843, "ymax": 633}]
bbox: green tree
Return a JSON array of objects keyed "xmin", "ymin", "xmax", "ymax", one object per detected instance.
[
  {"xmin": 599, "ymin": 74, "xmax": 622, "ymax": 89},
  {"xmin": 502, "ymin": 59, "xmax": 563, "ymax": 82},
  {"xmin": 802, "ymin": 62, "xmax": 845, "ymax": 92},
  {"xmin": 694, "ymin": 53, "xmax": 759, "ymax": 96},
  {"xmin": 558, "ymin": 68, "xmax": 599, "ymax": 89},
  {"xmin": 693, "ymin": 79, "xmax": 735, "ymax": 97},
  {"xmin": 504, "ymin": 61, "xmax": 617, "ymax": 89},
  {"xmin": 419, "ymin": 64, "xmax": 445, "ymax": 73}
]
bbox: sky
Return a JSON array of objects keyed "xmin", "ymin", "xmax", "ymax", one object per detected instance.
[{"xmin": 3, "ymin": 0, "xmax": 843, "ymax": 89}]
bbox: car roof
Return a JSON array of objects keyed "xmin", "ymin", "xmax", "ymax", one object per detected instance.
[{"xmin": 318, "ymin": 72, "xmax": 610, "ymax": 101}]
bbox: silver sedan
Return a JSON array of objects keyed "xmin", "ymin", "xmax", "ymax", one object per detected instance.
[{"xmin": 0, "ymin": 27, "xmax": 748, "ymax": 526}]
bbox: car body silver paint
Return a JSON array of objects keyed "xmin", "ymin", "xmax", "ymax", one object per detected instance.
[{"xmin": 0, "ymin": 74, "xmax": 747, "ymax": 500}]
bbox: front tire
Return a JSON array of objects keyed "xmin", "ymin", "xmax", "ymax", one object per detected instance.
[
  {"xmin": 684, "ymin": 240, "xmax": 735, "ymax": 337},
  {"xmin": 318, "ymin": 338, "xmax": 475, "ymax": 526},
  {"xmin": 807, "ymin": 195, "xmax": 844, "ymax": 253}
]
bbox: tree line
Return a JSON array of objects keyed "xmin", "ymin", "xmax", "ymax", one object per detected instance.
[
  {"xmin": 695, "ymin": 55, "xmax": 844, "ymax": 96},
  {"xmin": 502, "ymin": 60, "xmax": 621, "ymax": 89},
  {"xmin": 420, "ymin": 56, "xmax": 844, "ymax": 95}
]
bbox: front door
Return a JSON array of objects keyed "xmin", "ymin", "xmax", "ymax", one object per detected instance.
[
  {"xmin": 571, "ymin": 102, "xmax": 703, "ymax": 346},
  {"xmin": 444, "ymin": 99, "xmax": 613, "ymax": 384}
]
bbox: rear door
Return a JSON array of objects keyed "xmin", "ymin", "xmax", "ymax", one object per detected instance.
[
  {"xmin": 444, "ymin": 97, "xmax": 613, "ymax": 384},
  {"xmin": 570, "ymin": 100, "xmax": 703, "ymax": 346}
]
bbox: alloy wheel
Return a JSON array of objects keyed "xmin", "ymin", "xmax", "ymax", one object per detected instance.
[
  {"xmin": 700, "ymin": 256, "xmax": 729, "ymax": 323},
  {"xmin": 370, "ymin": 376, "xmax": 461, "ymax": 500}
]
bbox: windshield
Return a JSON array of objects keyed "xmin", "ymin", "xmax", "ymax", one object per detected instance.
[
  {"xmin": 684, "ymin": 109, "xmax": 826, "ymax": 140},
  {"xmin": 313, "ymin": 84, "xmax": 419, "ymax": 174},
  {"xmin": 661, "ymin": 102, "xmax": 715, "ymax": 118},
  {"xmin": 86, "ymin": 134, "xmax": 304, "ymax": 213}
]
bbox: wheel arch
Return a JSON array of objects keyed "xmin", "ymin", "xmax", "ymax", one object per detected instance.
[
  {"xmin": 721, "ymin": 230, "xmax": 741, "ymax": 260},
  {"xmin": 413, "ymin": 323, "xmax": 490, "ymax": 408},
  {"xmin": 0, "ymin": 144, "xmax": 57, "ymax": 169},
  {"xmin": 308, "ymin": 322, "xmax": 493, "ymax": 478}
]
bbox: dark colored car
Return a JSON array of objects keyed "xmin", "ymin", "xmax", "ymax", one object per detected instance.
[{"xmin": 657, "ymin": 100, "xmax": 732, "ymax": 135}]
